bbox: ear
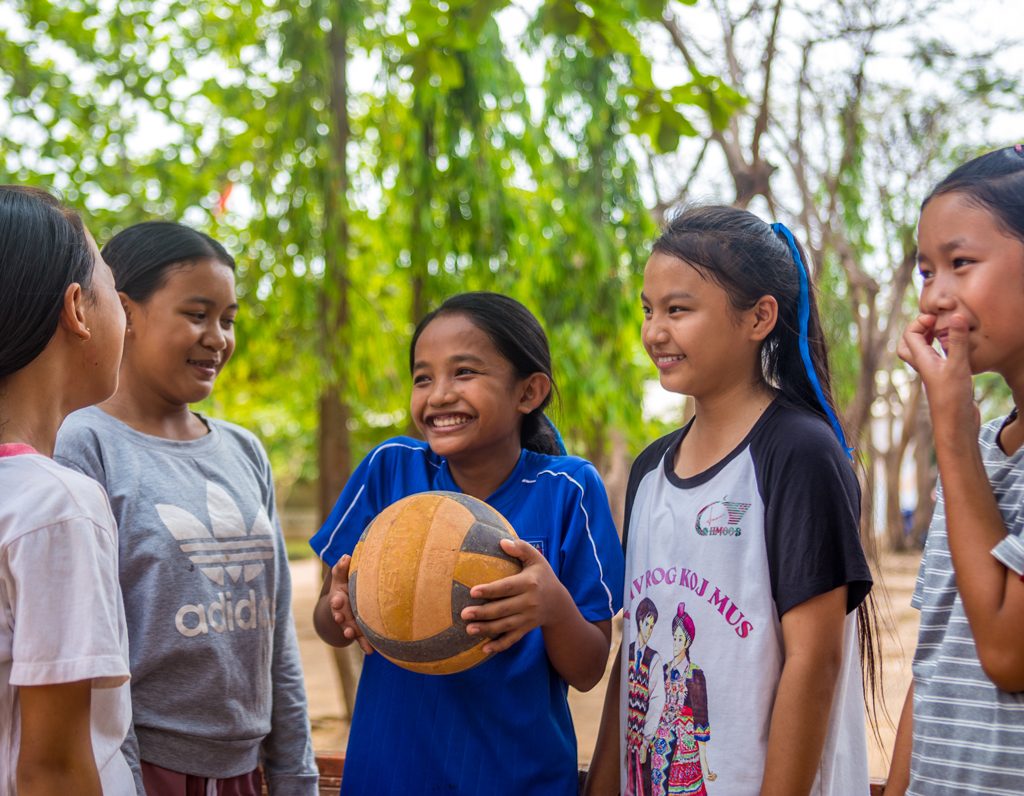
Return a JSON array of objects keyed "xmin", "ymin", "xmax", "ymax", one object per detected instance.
[
  {"xmin": 58, "ymin": 282, "xmax": 91, "ymax": 342},
  {"xmin": 748, "ymin": 295, "xmax": 778, "ymax": 342},
  {"xmin": 119, "ymin": 291, "xmax": 133, "ymax": 330},
  {"xmin": 517, "ymin": 373, "xmax": 551, "ymax": 415}
]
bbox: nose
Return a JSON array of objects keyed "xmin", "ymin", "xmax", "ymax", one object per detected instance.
[
  {"xmin": 427, "ymin": 376, "xmax": 456, "ymax": 406},
  {"xmin": 642, "ymin": 312, "xmax": 669, "ymax": 348},
  {"xmin": 920, "ymin": 271, "xmax": 957, "ymax": 315},
  {"xmin": 202, "ymin": 322, "xmax": 229, "ymax": 352}
]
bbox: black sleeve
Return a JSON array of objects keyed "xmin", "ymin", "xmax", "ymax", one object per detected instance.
[
  {"xmin": 752, "ymin": 408, "xmax": 872, "ymax": 617},
  {"xmin": 622, "ymin": 429, "xmax": 684, "ymax": 550}
]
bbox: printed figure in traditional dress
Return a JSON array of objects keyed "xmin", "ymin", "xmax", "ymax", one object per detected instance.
[
  {"xmin": 650, "ymin": 603, "xmax": 716, "ymax": 795},
  {"xmin": 626, "ymin": 597, "xmax": 665, "ymax": 796}
]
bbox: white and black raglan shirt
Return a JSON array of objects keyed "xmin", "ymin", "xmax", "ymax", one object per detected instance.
[{"xmin": 619, "ymin": 400, "xmax": 873, "ymax": 796}]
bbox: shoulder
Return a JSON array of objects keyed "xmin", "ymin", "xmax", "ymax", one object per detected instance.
[
  {"xmin": 0, "ymin": 456, "xmax": 112, "ymax": 542},
  {"xmin": 751, "ymin": 403, "xmax": 856, "ymax": 475},
  {"xmin": 360, "ymin": 436, "xmax": 439, "ymax": 472},
  {"xmin": 521, "ymin": 450, "xmax": 598, "ymax": 481},
  {"xmin": 205, "ymin": 416, "xmax": 269, "ymax": 459},
  {"xmin": 631, "ymin": 428, "xmax": 683, "ymax": 481},
  {"xmin": 55, "ymin": 405, "xmax": 108, "ymax": 450}
]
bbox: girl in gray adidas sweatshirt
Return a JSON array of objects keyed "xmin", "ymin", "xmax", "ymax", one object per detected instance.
[{"xmin": 56, "ymin": 221, "xmax": 317, "ymax": 796}]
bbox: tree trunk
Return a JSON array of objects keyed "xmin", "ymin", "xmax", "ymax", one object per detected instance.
[{"xmin": 317, "ymin": 4, "xmax": 362, "ymax": 722}]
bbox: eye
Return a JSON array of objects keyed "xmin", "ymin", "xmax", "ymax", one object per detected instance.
[
  {"xmin": 455, "ymin": 367, "xmax": 478, "ymax": 377},
  {"xmin": 641, "ymin": 305, "xmax": 652, "ymax": 318},
  {"xmin": 186, "ymin": 312, "xmax": 206, "ymax": 321},
  {"xmin": 917, "ymin": 266, "xmax": 933, "ymax": 281},
  {"xmin": 221, "ymin": 317, "xmax": 236, "ymax": 329},
  {"xmin": 952, "ymin": 257, "xmax": 974, "ymax": 269},
  {"xmin": 668, "ymin": 305, "xmax": 689, "ymax": 314},
  {"xmin": 412, "ymin": 374, "xmax": 431, "ymax": 386}
]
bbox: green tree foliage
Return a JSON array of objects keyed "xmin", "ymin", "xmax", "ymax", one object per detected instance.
[{"xmin": 0, "ymin": 0, "xmax": 742, "ymax": 506}]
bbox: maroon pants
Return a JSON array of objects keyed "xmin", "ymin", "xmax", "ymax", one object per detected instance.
[{"xmin": 140, "ymin": 761, "xmax": 263, "ymax": 796}]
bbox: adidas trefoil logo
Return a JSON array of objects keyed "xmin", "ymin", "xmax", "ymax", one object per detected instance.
[{"xmin": 156, "ymin": 481, "xmax": 275, "ymax": 586}]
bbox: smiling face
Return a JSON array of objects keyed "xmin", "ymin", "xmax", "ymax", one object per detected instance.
[
  {"xmin": 641, "ymin": 251, "xmax": 763, "ymax": 400},
  {"xmin": 121, "ymin": 258, "xmax": 237, "ymax": 408},
  {"xmin": 410, "ymin": 312, "xmax": 538, "ymax": 468},
  {"xmin": 917, "ymin": 191, "xmax": 1024, "ymax": 378}
]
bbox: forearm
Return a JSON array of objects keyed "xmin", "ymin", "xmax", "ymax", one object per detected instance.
[
  {"xmin": 18, "ymin": 761, "xmax": 102, "ymax": 796},
  {"xmin": 759, "ymin": 651, "xmax": 842, "ymax": 795},
  {"xmin": 584, "ymin": 648, "xmax": 622, "ymax": 796},
  {"xmin": 884, "ymin": 683, "xmax": 914, "ymax": 796},
  {"xmin": 541, "ymin": 583, "xmax": 611, "ymax": 691},
  {"xmin": 933, "ymin": 420, "xmax": 1024, "ymax": 688},
  {"xmin": 19, "ymin": 682, "xmax": 102, "ymax": 796}
]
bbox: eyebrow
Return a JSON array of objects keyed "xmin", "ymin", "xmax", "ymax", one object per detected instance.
[
  {"xmin": 183, "ymin": 296, "xmax": 240, "ymax": 311},
  {"xmin": 938, "ymin": 238, "xmax": 970, "ymax": 255},
  {"xmin": 640, "ymin": 290, "xmax": 697, "ymax": 303},
  {"xmin": 412, "ymin": 353, "xmax": 487, "ymax": 370}
]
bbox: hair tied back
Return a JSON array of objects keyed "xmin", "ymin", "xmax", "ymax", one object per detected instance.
[{"xmin": 769, "ymin": 222, "xmax": 853, "ymax": 460}]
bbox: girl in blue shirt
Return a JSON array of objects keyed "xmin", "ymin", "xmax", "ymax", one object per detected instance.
[{"xmin": 310, "ymin": 291, "xmax": 624, "ymax": 795}]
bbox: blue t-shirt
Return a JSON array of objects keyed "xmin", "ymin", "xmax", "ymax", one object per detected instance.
[{"xmin": 310, "ymin": 437, "xmax": 624, "ymax": 795}]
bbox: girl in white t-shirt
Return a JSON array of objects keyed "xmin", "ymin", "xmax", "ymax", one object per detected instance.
[
  {"xmin": 0, "ymin": 185, "xmax": 132, "ymax": 794},
  {"xmin": 587, "ymin": 206, "xmax": 875, "ymax": 796}
]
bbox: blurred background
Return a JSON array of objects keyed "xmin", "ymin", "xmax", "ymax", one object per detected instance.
[{"xmin": 4, "ymin": 0, "xmax": 1022, "ymax": 776}]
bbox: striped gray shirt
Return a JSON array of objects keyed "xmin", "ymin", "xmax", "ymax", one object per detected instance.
[{"xmin": 909, "ymin": 416, "xmax": 1024, "ymax": 795}]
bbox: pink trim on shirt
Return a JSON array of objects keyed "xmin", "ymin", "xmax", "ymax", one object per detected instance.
[{"xmin": 0, "ymin": 443, "xmax": 38, "ymax": 458}]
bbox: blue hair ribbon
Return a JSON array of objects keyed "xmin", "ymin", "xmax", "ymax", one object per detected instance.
[
  {"xmin": 544, "ymin": 414, "xmax": 568, "ymax": 456},
  {"xmin": 769, "ymin": 222, "xmax": 854, "ymax": 460}
]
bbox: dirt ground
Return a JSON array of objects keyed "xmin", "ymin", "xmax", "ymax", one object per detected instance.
[{"xmin": 290, "ymin": 550, "xmax": 921, "ymax": 780}]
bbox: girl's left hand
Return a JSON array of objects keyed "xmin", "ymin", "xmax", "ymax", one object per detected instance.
[{"xmin": 460, "ymin": 538, "xmax": 569, "ymax": 654}]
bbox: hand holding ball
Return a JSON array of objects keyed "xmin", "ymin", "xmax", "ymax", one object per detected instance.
[{"xmin": 349, "ymin": 491, "xmax": 523, "ymax": 674}]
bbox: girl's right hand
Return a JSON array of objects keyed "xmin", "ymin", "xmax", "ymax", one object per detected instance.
[
  {"xmin": 329, "ymin": 555, "xmax": 374, "ymax": 654},
  {"xmin": 898, "ymin": 313, "xmax": 980, "ymax": 442}
]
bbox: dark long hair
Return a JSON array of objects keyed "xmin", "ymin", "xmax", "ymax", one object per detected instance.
[
  {"xmin": 653, "ymin": 205, "xmax": 883, "ymax": 729},
  {"xmin": 101, "ymin": 220, "xmax": 235, "ymax": 300},
  {"xmin": 922, "ymin": 145, "xmax": 1024, "ymax": 242},
  {"xmin": 0, "ymin": 186, "xmax": 95, "ymax": 379},
  {"xmin": 409, "ymin": 292, "xmax": 561, "ymax": 455},
  {"xmin": 652, "ymin": 205, "xmax": 843, "ymax": 430}
]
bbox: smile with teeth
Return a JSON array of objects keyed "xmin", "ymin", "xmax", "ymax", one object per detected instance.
[
  {"xmin": 188, "ymin": 358, "xmax": 219, "ymax": 374},
  {"xmin": 654, "ymin": 354, "xmax": 685, "ymax": 367},
  {"xmin": 430, "ymin": 414, "xmax": 472, "ymax": 429}
]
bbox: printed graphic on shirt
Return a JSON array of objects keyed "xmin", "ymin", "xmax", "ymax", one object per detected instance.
[
  {"xmin": 156, "ymin": 480, "xmax": 276, "ymax": 637},
  {"xmin": 625, "ymin": 600, "xmax": 715, "ymax": 796},
  {"xmin": 694, "ymin": 500, "xmax": 751, "ymax": 537}
]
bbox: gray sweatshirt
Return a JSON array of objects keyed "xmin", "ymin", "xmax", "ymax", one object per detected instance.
[{"xmin": 56, "ymin": 406, "xmax": 317, "ymax": 796}]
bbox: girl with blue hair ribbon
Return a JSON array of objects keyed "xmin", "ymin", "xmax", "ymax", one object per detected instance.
[{"xmin": 587, "ymin": 206, "xmax": 875, "ymax": 796}]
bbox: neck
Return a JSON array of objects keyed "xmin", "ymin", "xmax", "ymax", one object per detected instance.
[
  {"xmin": 676, "ymin": 379, "xmax": 775, "ymax": 478},
  {"xmin": 101, "ymin": 374, "xmax": 206, "ymax": 441},
  {"xmin": 0, "ymin": 364, "xmax": 73, "ymax": 457},
  {"xmin": 446, "ymin": 441, "xmax": 522, "ymax": 500}
]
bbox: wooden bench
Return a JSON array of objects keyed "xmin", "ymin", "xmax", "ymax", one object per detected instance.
[{"xmin": 305, "ymin": 754, "xmax": 886, "ymax": 794}]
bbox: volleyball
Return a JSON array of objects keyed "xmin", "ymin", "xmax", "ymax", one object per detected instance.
[{"xmin": 349, "ymin": 491, "xmax": 522, "ymax": 675}]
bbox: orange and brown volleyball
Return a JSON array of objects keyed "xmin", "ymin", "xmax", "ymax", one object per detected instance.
[{"xmin": 349, "ymin": 491, "xmax": 522, "ymax": 675}]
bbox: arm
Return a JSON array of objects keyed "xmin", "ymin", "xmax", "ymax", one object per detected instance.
[
  {"xmin": 18, "ymin": 680, "xmax": 102, "ymax": 796},
  {"xmin": 262, "ymin": 524, "xmax": 320, "ymax": 796},
  {"xmin": 899, "ymin": 314, "xmax": 1024, "ymax": 690},
  {"xmin": 462, "ymin": 538, "xmax": 612, "ymax": 690},
  {"xmin": 584, "ymin": 644, "xmax": 622, "ymax": 796},
  {"xmin": 883, "ymin": 683, "xmax": 914, "ymax": 796},
  {"xmin": 759, "ymin": 585, "xmax": 847, "ymax": 796},
  {"xmin": 312, "ymin": 556, "xmax": 373, "ymax": 654}
]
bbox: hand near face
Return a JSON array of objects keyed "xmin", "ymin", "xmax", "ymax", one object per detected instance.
[
  {"xmin": 898, "ymin": 312, "xmax": 980, "ymax": 440},
  {"xmin": 460, "ymin": 538, "xmax": 567, "ymax": 654}
]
